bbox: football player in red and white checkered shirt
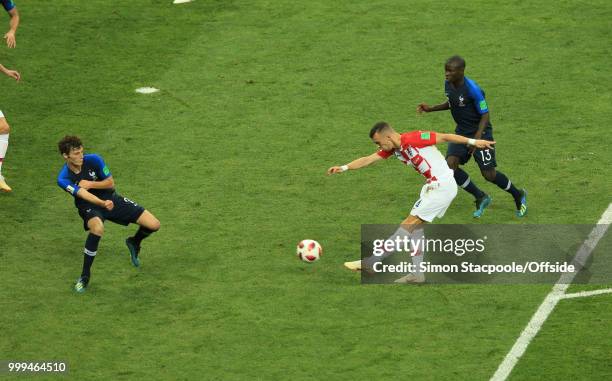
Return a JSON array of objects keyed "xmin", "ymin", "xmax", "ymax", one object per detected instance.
[
  {"xmin": 0, "ymin": 62, "xmax": 20, "ymax": 192},
  {"xmin": 327, "ymin": 121, "xmax": 494, "ymax": 283}
]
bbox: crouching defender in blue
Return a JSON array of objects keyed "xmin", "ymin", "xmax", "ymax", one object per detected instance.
[{"xmin": 57, "ymin": 136, "xmax": 160, "ymax": 293}]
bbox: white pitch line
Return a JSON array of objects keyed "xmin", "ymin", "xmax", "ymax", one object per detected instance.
[
  {"xmin": 135, "ymin": 87, "xmax": 159, "ymax": 94},
  {"xmin": 561, "ymin": 288, "xmax": 612, "ymax": 299},
  {"xmin": 490, "ymin": 203, "xmax": 612, "ymax": 381}
]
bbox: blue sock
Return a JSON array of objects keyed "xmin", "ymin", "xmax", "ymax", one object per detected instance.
[
  {"xmin": 492, "ymin": 171, "xmax": 521, "ymax": 208},
  {"xmin": 454, "ymin": 168, "xmax": 485, "ymax": 200},
  {"xmin": 82, "ymin": 233, "xmax": 101, "ymax": 278}
]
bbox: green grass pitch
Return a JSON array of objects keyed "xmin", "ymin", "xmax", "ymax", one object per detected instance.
[{"xmin": 1, "ymin": 0, "xmax": 611, "ymax": 380}]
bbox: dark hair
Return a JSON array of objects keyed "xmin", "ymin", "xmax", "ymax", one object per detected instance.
[
  {"xmin": 446, "ymin": 55, "xmax": 466, "ymax": 69},
  {"xmin": 58, "ymin": 135, "xmax": 83, "ymax": 155},
  {"xmin": 369, "ymin": 121, "xmax": 390, "ymax": 139}
]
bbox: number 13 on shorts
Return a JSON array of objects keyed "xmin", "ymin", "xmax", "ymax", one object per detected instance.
[
  {"xmin": 479, "ymin": 149, "xmax": 492, "ymax": 162},
  {"xmin": 476, "ymin": 148, "xmax": 496, "ymax": 167}
]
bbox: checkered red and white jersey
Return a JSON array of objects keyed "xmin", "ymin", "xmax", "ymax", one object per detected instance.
[{"xmin": 376, "ymin": 131, "xmax": 453, "ymax": 183}]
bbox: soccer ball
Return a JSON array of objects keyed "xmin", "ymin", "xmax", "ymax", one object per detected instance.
[{"xmin": 297, "ymin": 239, "xmax": 322, "ymax": 263}]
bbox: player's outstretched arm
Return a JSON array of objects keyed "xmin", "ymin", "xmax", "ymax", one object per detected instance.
[
  {"xmin": 76, "ymin": 188, "xmax": 114, "ymax": 210},
  {"xmin": 417, "ymin": 101, "xmax": 450, "ymax": 113},
  {"xmin": 435, "ymin": 133, "xmax": 495, "ymax": 149},
  {"xmin": 4, "ymin": 6, "xmax": 19, "ymax": 48},
  {"xmin": 327, "ymin": 152, "xmax": 383, "ymax": 175},
  {"xmin": 0, "ymin": 63, "xmax": 20, "ymax": 81},
  {"xmin": 78, "ymin": 176, "xmax": 115, "ymax": 190}
]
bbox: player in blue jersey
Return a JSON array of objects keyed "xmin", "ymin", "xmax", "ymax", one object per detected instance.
[
  {"xmin": 417, "ymin": 56, "xmax": 527, "ymax": 217},
  {"xmin": 0, "ymin": 62, "xmax": 19, "ymax": 192},
  {"xmin": 57, "ymin": 136, "xmax": 161, "ymax": 293},
  {"xmin": 2, "ymin": 0, "xmax": 19, "ymax": 48}
]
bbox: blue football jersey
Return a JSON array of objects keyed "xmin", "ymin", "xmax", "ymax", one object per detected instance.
[
  {"xmin": 57, "ymin": 154, "xmax": 114, "ymax": 208},
  {"xmin": 444, "ymin": 76, "xmax": 491, "ymax": 135}
]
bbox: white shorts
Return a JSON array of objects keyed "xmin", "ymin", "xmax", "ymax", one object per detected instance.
[
  {"xmin": 0, "ymin": 110, "xmax": 4, "ymax": 118},
  {"xmin": 410, "ymin": 179, "xmax": 458, "ymax": 222}
]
